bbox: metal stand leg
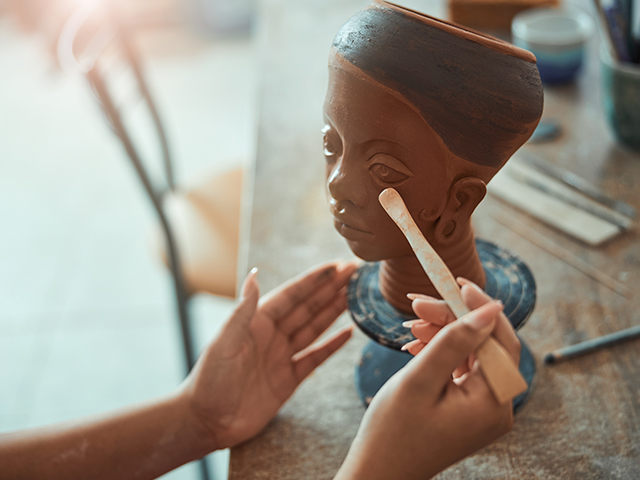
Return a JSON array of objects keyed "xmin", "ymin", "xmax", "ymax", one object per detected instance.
[
  {"xmin": 83, "ymin": 33, "xmax": 213, "ymax": 480},
  {"xmin": 171, "ymin": 272, "xmax": 211, "ymax": 480},
  {"xmin": 198, "ymin": 457, "xmax": 212, "ymax": 480},
  {"xmin": 173, "ymin": 272, "xmax": 197, "ymax": 375}
]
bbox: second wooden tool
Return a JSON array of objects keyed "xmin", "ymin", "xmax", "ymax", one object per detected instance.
[{"xmin": 378, "ymin": 188, "xmax": 528, "ymax": 404}]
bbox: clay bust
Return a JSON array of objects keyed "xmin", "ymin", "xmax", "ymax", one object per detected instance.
[{"xmin": 323, "ymin": 1, "xmax": 543, "ymax": 314}]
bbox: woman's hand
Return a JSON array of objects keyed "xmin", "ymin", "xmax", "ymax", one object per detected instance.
[
  {"xmin": 180, "ymin": 261, "xmax": 358, "ymax": 452},
  {"xmin": 334, "ymin": 279, "xmax": 521, "ymax": 480}
]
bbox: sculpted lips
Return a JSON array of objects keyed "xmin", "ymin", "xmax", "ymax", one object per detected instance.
[{"xmin": 333, "ymin": 217, "xmax": 373, "ymax": 240}]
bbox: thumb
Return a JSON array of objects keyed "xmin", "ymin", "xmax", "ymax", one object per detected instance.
[
  {"xmin": 210, "ymin": 269, "xmax": 260, "ymax": 360},
  {"xmin": 229, "ymin": 268, "xmax": 260, "ymax": 329},
  {"xmin": 406, "ymin": 301, "xmax": 503, "ymax": 397}
]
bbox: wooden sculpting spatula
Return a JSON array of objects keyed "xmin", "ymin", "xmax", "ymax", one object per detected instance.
[{"xmin": 378, "ymin": 188, "xmax": 527, "ymax": 404}]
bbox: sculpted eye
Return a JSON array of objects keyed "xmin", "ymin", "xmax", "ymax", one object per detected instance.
[
  {"xmin": 322, "ymin": 125, "xmax": 341, "ymax": 159},
  {"xmin": 369, "ymin": 164, "xmax": 408, "ymax": 184},
  {"xmin": 369, "ymin": 162, "xmax": 410, "ymax": 185},
  {"xmin": 368, "ymin": 153, "xmax": 413, "ymax": 186},
  {"xmin": 323, "ymin": 136, "xmax": 338, "ymax": 157}
]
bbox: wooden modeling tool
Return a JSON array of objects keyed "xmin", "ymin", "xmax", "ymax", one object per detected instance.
[{"xmin": 378, "ymin": 188, "xmax": 528, "ymax": 404}]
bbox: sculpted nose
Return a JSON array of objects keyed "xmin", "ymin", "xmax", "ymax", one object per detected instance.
[{"xmin": 327, "ymin": 158, "xmax": 366, "ymax": 209}]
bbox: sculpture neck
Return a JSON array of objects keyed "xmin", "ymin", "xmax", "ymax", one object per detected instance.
[{"xmin": 378, "ymin": 225, "xmax": 485, "ymax": 314}]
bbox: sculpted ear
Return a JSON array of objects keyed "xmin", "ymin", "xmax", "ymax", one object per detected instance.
[{"xmin": 434, "ymin": 177, "xmax": 487, "ymax": 245}]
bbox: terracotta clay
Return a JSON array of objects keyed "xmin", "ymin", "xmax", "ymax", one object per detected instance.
[{"xmin": 323, "ymin": 1, "xmax": 543, "ymax": 314}]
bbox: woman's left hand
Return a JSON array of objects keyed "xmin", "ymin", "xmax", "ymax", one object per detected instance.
[{"xmin": 180, "ymin": 261, "xmax": 357, "ymax": 451}]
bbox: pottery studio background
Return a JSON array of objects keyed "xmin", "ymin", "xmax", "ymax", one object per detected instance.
[
  {"xmin": 2, "ymin": 0, "xmax": 640, "ymax": 479},
  {"xmin": 0, "ymin": 0, "xmax": 256, "ymax": 478}
]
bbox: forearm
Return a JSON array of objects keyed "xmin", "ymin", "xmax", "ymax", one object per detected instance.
[
  {"xmin": 334, "ymin": 437, "xmax": 439, "ymax": 480},
  {"xmin": 0, "ymin": 391, "xmax": 213, "ymax": 480}
]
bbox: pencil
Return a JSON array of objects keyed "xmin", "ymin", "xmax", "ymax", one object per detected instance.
[{"xmin": 544, "ymin": 324, "xmax": 640, "ymax": 364}]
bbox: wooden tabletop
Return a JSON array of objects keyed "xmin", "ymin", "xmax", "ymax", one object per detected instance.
[{"xmin": 232, "ymin": 0, "xmax": 640, "ymax": 478}]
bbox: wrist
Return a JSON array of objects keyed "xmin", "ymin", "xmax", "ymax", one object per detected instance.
[
  {"xmin": 334, "ymin": 440, "xmax": 394, "ymax": 480},
  {"xmin": 173, "ymin": 385, "xmax": 220, "ymax": 455},
  {"xmin": 334, "ymin": 434, "xmax": 438, "ymax": 480}
]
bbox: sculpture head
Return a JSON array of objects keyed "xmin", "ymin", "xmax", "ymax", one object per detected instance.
[{"xmin": 323, "ymin": 1, "xmax": 543, "ymax": 262}]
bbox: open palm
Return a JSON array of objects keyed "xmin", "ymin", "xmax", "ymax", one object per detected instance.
[{"xmin": 181, "ymin": 261, "xmax": 357, "ymax": 450}]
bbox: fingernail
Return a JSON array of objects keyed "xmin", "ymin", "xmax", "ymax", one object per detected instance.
[
  {"xmin": 496, "ymin": 300, "xmax": 504, "ymax": 308},
  {"xmin": 402, "ymin": 320, "xmax": 424, "ymax": 328},
  {"xmin": 407, "ymin": 293, "xmax": 430, "ymax": 300},
  {"xmin": 340, "ymin": 324, "xmax": 355, "ymax": 335},
  {"xmin": 461, "ymin": 309, "xmax": 494, "ymax": 333},
  {"xmin": 242, "ymin": 268, "xmax": 259, "ymax": 297},
  {"xmin": 319, "ymin": 265, "xmax": 337, "ymax": 279},
  {"xmin": 340, "ymin": 260, "xmax": 356, "ymax": 270},
  {"xmin": 459, "ymin": 278, "xmax": 485, "ymax": 295},
  {"xmin": 338, "ymin": 261, "xmax": 358, "ymax": 278},
  {"xmin": 400, "ymin": 343, "xmax": 410, "ymax": 351}
]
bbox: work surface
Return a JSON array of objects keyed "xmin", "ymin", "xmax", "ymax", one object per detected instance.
[{"xmin": 232, "ymin": 0, "xmax": 640, "ymax": 478}]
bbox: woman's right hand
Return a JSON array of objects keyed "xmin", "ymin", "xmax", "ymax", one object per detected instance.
[{"xmin": 334, "ymin": 280, "xmax": 520, "ymax": 480}]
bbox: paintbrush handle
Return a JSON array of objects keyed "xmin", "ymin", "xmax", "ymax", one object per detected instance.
[{"xmin": 379, "ymin": 188, "xmax": 527, "ymax": 404}]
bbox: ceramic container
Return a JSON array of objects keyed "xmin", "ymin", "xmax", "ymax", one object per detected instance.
[
  {"xmin": 512, "ymin": 7, "xmax": 594, "ymax": 84},
  {"xmin": 186, "ymin": 0, "xmax": 254, "ymax": 35},
  {"xmin": 601, "ymin": 49, "xmax": 640, "ymax": 151}
]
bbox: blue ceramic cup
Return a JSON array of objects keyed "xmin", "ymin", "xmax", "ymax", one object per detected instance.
[
  {"xmin": 512, "ymin": 7, "xmax": 594, "ymax": 84},
  {"xmin": 601, "ymin": 49, "xmax": 640, "ymax": 151}
]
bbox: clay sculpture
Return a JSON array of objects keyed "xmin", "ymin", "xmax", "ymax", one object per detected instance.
[{"xmin": 323, "ymin": 1, "xmax": 543, "ymax": 314}]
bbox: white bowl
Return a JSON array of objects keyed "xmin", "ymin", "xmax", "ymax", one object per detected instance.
[{"xmin": 512, "ymin": 7, "xmax": 594, "ymax": 53}]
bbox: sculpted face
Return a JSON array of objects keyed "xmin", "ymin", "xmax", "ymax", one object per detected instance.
[
  {"xmin": 323, "ymin": 55, "xmax": 451, "ymax": 262},
  {"xmin": 323, "ymin": 1, "xmax": 543, "ymax": 311}
]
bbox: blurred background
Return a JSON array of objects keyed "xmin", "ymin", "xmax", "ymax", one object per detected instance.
[{"xmin": 0, "ymin": 0, "xmax": 256, "ymax": 478}]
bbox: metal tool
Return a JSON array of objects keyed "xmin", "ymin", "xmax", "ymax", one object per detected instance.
[
  {"xmin": 505, "ymin": 164, "xmax": 634, "ymax": 230},
  {"xmin": 519, "ymin": 153, "xmax": 636, "ymax": 219}
]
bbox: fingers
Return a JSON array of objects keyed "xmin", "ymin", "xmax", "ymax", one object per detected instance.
[
  {"xmin": 259, "ymin": 262, "xmax": 339, "ymax": 319},
  {"xmin": 411, "ymin": 321, "xmax": 441, "ymax": 342},
  {"xmin": 405, "ymin": 347, "xmax": 472, "ymax": 379},
  {"xmin": 289, "ymin": 289, "xmax": 348, "ymax": 353},
  {"xmin": 406, "ymin": 301, "xmax": 503, "ymax": 396},
  {"xmin": 231, "ymin": 268, "xmax": 260, "ymax": 329},
  {"xmin": 452, "ymin": 356, "xmax": 472, "ymax": 379},
  {"xmin": 458, "ymin": 279, "xmax": 521, "ymax": 364},
  {"xmin": 457, "ymin": 278, "xmax": 490, "ymax": 310},
  {"xmin": 410, "ymin": 296, "xmax": 455, "ymax": 327},
  {"xmin": 401, "ymin": 296, "xmax": 453, "ymax": 357},
  {"xmin": 213, "ymin": 269, "xmax": 260, "ymax": 356},
  {"xmin": 292, "ymin": 324, "xmax": 354, "ymax": 382},
  {"xmin": 278, "ymin": 264, "xmax": 354, "ymax": 335},
  {"xmin": 456, "ymin": 360, "xmax": 514, "ymax": 428},
  {"xmin": 401, "ymin": 321, "xmax": 440, "ymax": 355},
  {"xmin": 405, "ymin": 280, "xmax": 521, "ymax": 367},
  {"xmin": 260, "ymin": 261, "xmax": 357, "ymax": 322},
  {"xmin": 403, "ymin": 339, "xmax": 426, "ymax": 356}
]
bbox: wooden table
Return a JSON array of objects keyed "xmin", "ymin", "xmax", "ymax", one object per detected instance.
[{"xmin": 232, "ymin": 0, "xmax": 640, "ymax": 478}]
